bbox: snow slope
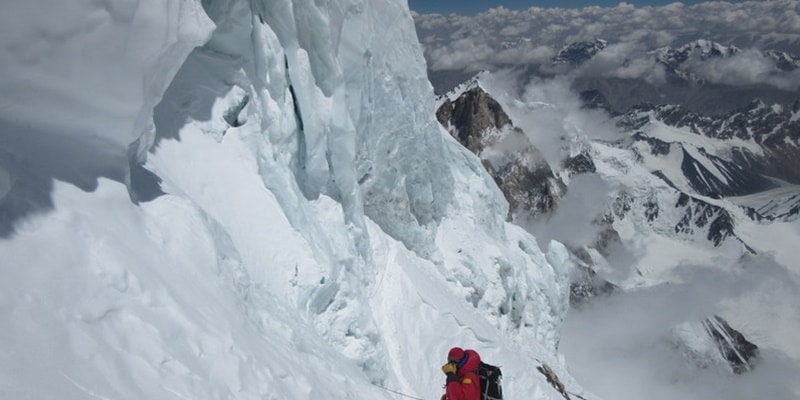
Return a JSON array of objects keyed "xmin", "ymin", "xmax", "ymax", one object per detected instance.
[{"xmin": 0, "ymin": 1, "xmax": 586, "ymax": 399}]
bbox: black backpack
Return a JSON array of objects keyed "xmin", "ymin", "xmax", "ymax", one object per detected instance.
[{"xmin": 477, "ymin": 362, "xmax": 503, "ymax": 400}]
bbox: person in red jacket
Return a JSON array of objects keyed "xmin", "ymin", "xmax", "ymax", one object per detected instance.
[{"xmin": 440, "ymin": 347, "xmax": 481, "ymax": 400}]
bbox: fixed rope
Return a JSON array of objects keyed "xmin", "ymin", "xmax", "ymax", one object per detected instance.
[{"xmin": 372, "ymin": 383, "xmax": 426, "ymax": 400}]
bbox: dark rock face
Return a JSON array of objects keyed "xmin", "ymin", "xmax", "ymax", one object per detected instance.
[
  {"xmin": 437, "ymin": 86, "xmax": 565, "ymax": 221},
  {"xmin": 436, "ymin": 75, "xmax": 792, "ymax": 314},
  {"xmin": 672, "ymin": 315, "xmax": 760, "ymax": 375},
  {"xmin": 438, "ymin": 85, "xmax": 621, "ymax": 309},
  {"xmin": 569, "ymin": 264, "xmax": 616, "ymax": 307},
  {"xmin": 674, "ymin": 193, "xmax": 743, "ymax": 248},
  {"xmin": 486, "ymin": 153, "xmax": 561, "ymax": 220},
  {"xmin": 553, "ymin": 39, "xmax": 608, "ymax": 66},
  {"xmin": 678, "ymin": 147, "xmax": 776, "ymax": 197},
  {"xmin": 703, "ymin": 315, "xmax": 760, "ymax": 374},
  {"xmin": 563, "ymin": 152, "xmax": 596, "ymax": 176},
  {"xmin": 437, "ymin": 88, "xmax": 512, "ymax": 153}
]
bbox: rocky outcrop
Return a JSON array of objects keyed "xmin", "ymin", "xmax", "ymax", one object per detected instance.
[
  {"xmin": 653, "ymin": 40, "xmax": 741, "ymax": 83},
  {"xmin": 569, "ymin": 263, "xmax": 616, "ymax": 307},
  {"xmin": 673, "ymin": 196, "xmax": 735, "ymax": 247},
  {"xmin": 436, "ymin": 85, "xmax": 623, "ymax": 307},
  {"xmin": 436, "ymin": 87, "xmax": 511, "ymax": 153},
  {"xmin": 437, "ymin": 86, "xmax": 565, "ymax": 221},
  {"xmin": 670, "ymin": 315, "xmax": 760, "ymax": 375},
  {"xmin": 703, "ymin": 315, "xmax": 760, "ymax": 374},
  {"xmin": 553, "ymin": 39, "xmax": 608, "ymax": 66},
  {"xmin": 563, "ymin": 152, "xmax": 596, "ymax": 176}
]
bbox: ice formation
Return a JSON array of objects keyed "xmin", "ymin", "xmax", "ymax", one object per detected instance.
[{"xmin": 0, "ymin": 1, "xmax": 581, "ymax": 399}]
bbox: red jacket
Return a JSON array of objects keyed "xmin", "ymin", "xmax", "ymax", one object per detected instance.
[{"xmin": 445, "ymin": 349, "xmax": 481, "ymax": 400}]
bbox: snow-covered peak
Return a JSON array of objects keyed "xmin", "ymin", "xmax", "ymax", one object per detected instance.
[
  {"xmin": 766, "ymin": 49, "xmax": 800, "ymax": 71},
  {"xmin": 435, "ymin": 70, "xmax": 492, "ymax": 105},
  {"xmin": 684, "ymin": 39, "xmax": 740, "ymax": 58},
  {"xmin": 553, "ymin": 39, "xmax": 608, "ymax": 66},
  {"xmin": 654, "ymin": 39, "xmax": 741, "ymax": 66}
]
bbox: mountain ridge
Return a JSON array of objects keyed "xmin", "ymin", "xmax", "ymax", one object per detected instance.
[{"xmin": 435, "ymin": 72, "xmax": 800, "ymax": 384}]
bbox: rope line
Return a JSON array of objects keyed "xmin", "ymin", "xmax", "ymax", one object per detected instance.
[
  {"xmin": 567, "ymin": 390, "xmax": 589, "ymax": 400},
  {"xmin": 372, "ymin": 383, "xmax": 426, "ymax": 400}
]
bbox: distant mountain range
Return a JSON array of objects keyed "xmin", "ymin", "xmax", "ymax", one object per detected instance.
[
  {"xmin": 435, "ymin": 72, "xmax": 799, "ymax": 374},
  {"xmin": 437, "ymin": 75, "xmax": 799, "ymax": 246},
  {"xmin": 429, "ymin": 38, "xmax": 800, "ymax": 115}
]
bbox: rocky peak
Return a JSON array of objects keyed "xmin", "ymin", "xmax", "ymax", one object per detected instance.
[
  {"xmin": 553, "ymin": 39, "xmax": 608, "ymax": 66},
  {"xmin": 650, "ymin": 39, "xmax": 742, "ymax": 84},
  {"xmin": 671, "ymin": 315, "xmax": 760, "ymax": 375},
  {"xmin": 436, "ymin": 86, "xmax": 512, "ymax": 153},
  {"xmin": 436, "ymin": 83, "xmax": 565, "ymax": 221},
  {"xmin": 766, "ymin": 49, "xmax": 800, "ymax": 71},
  {"xmin": 654, "ymin": 39, "xmax": 741, "ymax": 66}
]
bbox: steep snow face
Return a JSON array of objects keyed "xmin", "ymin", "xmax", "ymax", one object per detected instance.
[
  {"xmin": 0, "ymin": 1, "xmax": 211, "ymax": 184},
  {"xmin": 0, "ymin": 1, "xmax": 211, "ymax": 153},
  {"xmin": 0, "ymin": 0, "xmax": 213, "ymax": 234},
  {"xmin": 0, "ymin": 1, "xmax": 580, "ymax": 400}
]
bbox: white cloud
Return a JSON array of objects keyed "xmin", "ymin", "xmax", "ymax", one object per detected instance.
[
  {"xmin": 687, "ymin": 49, "xmax": 800, "ymax": 90},
  {"xmin": 495, "ymin": 44, "xmax": 555, "ymax": 66},
  {"xmin": 575, "ymin": 41, "xmax": 667, "ymax": 84},
  {"xmin": 529, "ymin": 174, "xmax": 613, "ymax": 248},
  {"xmin": 562, "ymin": 258, "xmax": 800, "ymax": 400},
  {"xmin": 426, "ymin": 38, "xmax": 495, "ymax": 71},
  {"xmin": 482, "ymin": 73, "xmax": 625, "ymax": 167},
  {"xmin": 498, "ymin": 22, "xmax": 528, "ymax": 37},
  {"xmin": 414, "ymin": 0, "xmax": 800, "ymax": 90}
]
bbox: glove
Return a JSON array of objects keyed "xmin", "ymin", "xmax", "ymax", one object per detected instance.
[{"xmin": 441, "ymin": 362, "xmax": 457, "ymax": 375}]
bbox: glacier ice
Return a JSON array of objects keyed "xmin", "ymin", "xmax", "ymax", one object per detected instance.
[{"xmin": 0, "ymin": 0, "xmax": 584, "ymax": 399}]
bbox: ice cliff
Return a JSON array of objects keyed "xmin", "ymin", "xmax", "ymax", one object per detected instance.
[{"xmin": 0, "ymin": 1, "xmax": 583, "ymax": 399}]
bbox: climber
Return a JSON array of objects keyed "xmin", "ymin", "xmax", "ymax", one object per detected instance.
[{"xmin": 440, "ymin": 347, "xmax": 482, "ymax": 400}]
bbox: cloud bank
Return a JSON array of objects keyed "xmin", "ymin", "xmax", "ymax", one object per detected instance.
[
  {"xmin": 414, "ymin": 1, "xmax": 800, "ymax": 90},
  {"xmin": 561, "ymin": 258, "xmax": 800, "ymax": 400}
]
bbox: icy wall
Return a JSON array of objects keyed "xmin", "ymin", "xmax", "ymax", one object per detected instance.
[{"xmin": 0, "ymin": 0, "xmax": 578, "ymax": 399}]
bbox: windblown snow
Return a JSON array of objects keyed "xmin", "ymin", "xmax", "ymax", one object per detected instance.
[{"xmin": 0, "ymin": 1, "xmax": 583, "ymax": 400}]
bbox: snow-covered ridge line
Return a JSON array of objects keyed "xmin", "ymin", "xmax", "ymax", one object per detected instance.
[
  {"xmin": 435, "ymin": 70, "xmax": 492, "ymax": 106},
  {"xmin": 620, "ymin": 99, "xmax": 800, "ymax": 190}
]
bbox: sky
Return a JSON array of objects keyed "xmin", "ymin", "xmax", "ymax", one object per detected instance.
[{"xmin": 409, "ymin": 0, "xmax": 751, "ymax": 15}]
